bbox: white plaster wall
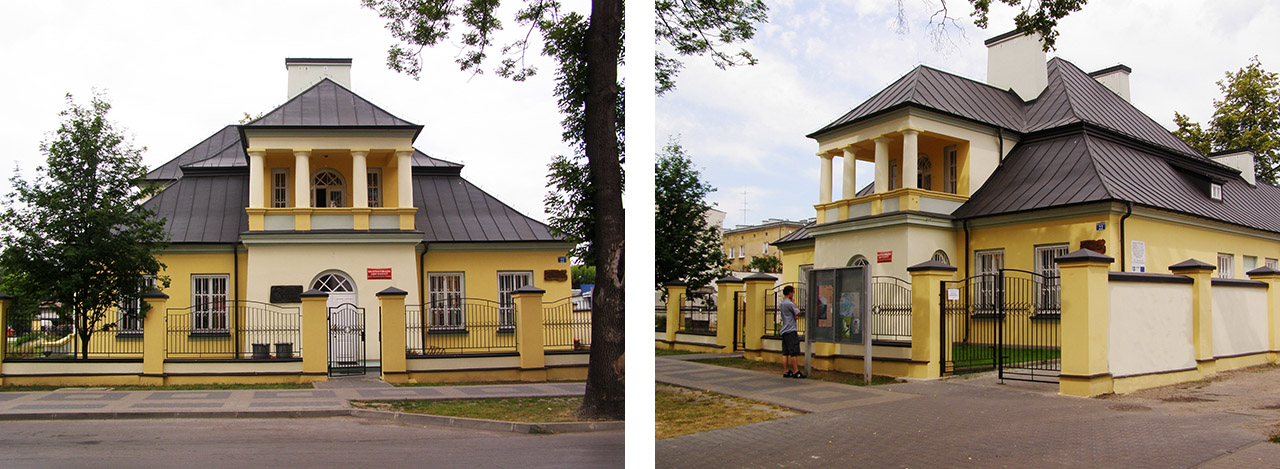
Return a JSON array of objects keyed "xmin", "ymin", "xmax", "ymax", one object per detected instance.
[
  {"xmin": 1108, "ymin": 281, "xmax": 1195, "ymax": 377},
  {"xmin": 3, "ymin": 361, "xmax": 143, "ymax": 375},
  {"xmin": 1212, "ymin": 285, "xmax": 1269, "ymax": 357},
  {"xmin": 163, "ymin": 360, "xmax": 303, "ymax": 375},
  {"xmin": 814, "ymin": 223, "xmax": 955, "ymax": 279},
  {"xmin": 406, "ymin": 354, "xmax": 520, "ymax": 372},
  {"xmin": 674, "ymin": 333, "xmax": 717, "ymax": 345},
  {"xmin": 986, "ymin": 33, "xmax": 1048, "ymax": 101}
]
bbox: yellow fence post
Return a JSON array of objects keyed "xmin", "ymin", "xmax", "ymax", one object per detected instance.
[
  {"xmin": 140, "ymin": 288, "xmax": 169, "ymax": 385},
  {"xmin": 514, "ymin": 286, "xmax": 547, "ymax": 381},
  {"xmin": 0, "ymin": 291, "xmax": 10, "ymax": 385},
  {"xmin": 378, "ymin": 287, "xmax": 409, "ymax": 383},
  {"xmin": 715, "ymin": 277, "xmax": 744, "ymax": 350},
  {"xmin": 743, "ymin": 274, "xmax": 775, "ymax": 359},
  {"xmin": 1170, "ymin": 259, "xmax": 1217, "ymax": 376},
  {"xmin": 1057, "ymin": 249, "xmax": 1114, "ymax": 397},
  {"xmin": 1247, "ymin": 266, "xmax": 1280, "ymax": 361},
  {"xmin": 907, "ymin": 260, "xmax": 956, "ymax": 378},
  {"xmin": 300, "ymin": 289, "xmax": 329, "ymax": 382},
  {"xmin": 663, "ymin": 280, "xmax": 686, "ymax": 346}
]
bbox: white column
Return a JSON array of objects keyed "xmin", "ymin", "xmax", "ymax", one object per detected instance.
[
  {"xmin": 873, "ymin": 137, "xmax": 890, "ymax": 193},
  {"xmin": 902, "ymin": 129, "xmax": 919, "ymax": 190},
  {"xmin": 294, "ymin": 149, "xmax": 311, "ymax": 208},
  {"xmin": 248, "ymin": 150, "xmax": 265, "ymax": 208},
  {"xmin": 841, "ymin": 146, "xmax": 859, "ymax": 199},
  {"xmin": 396, "ymin": 149, "xmax": 414, "ymax": 208},
  {"xmin": 352, "ymin": 149, "xmax": 369, "ymax": 208},
  {"xmin": 818, "ymin": 153, "xmax": 833, "ymax": 204}
]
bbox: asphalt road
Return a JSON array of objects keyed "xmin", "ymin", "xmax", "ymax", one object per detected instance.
[{"xmin": 0, "ymin": 417, "xmax": 624, "ymax": 468}]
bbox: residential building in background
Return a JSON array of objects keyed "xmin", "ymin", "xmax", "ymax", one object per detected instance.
[{"xmin": 723, "ymin": 218, "xmax": 808, "ymax": 271}]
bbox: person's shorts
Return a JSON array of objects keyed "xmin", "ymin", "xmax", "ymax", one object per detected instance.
[{"xmin": 781, "ymin": 331, "xmax": 801, "ymax": 356}]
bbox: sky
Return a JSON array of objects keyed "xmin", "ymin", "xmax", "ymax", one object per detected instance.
[
  {"xmin": 0, "ymin": 0, "xmax": 591, "ymax": 224},
  {"xmin": 657, "ymin": 0, "xmax": 1280, "ymax": 229}
]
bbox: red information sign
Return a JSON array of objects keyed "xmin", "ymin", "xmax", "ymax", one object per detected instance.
[
  {"xmin": 877, "ymin": 251, "xmax": 892, "ymax": 263},
  {"xmin": 367, "ymin": 268, "xmax": 392, "ymax": 280}
]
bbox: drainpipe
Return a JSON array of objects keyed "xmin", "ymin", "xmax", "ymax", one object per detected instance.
[
  {"xmin": 1119, "ymin": 202, "xmax": 1133, "ymax": 272},
  {"xmin": 233, "ymin": 242, "xmax": 240, "ymax": 357},
  {"xmin": 418, "ymin": 243, "xmax": 427, "ymax": 309},
  {"xmin": 997, "ymin": 128, "xmax": 1005, "ymax": 166},
  {"xmin": 963, "ymin": 219, "xmax": 971, "ymax": 279}
]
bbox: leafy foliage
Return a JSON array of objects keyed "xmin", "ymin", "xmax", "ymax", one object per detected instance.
[
  {"xmin": 656, "ymin": 139, "xmax": 727, "ymax": 292},
  {"xmin": 1174, "ymin": 57, "xmax": 1280, "ymax": 185},
  {"xmin": 571, "ymin": 264, "xmax": 596, "ymax": 288},
  {"xmin": 655, "ymin": 0, "xmax": 768, "ymax": 96},
  {"xmin": 966, "ymin": 0, "xmax": 1086, "ymax": 50},
  {"xmin": 747, "ymin": 255, "xmax": 782, "ymax": 273},
  {"xmin": 0, "ymin": 93, "xmax": 170, "ymax": 359}
]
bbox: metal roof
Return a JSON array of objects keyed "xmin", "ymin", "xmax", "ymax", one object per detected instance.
[
  {"xmin": 143, "ymin": 174, "xmax": 249, "ymax": 243},
  {"xmin": 772, "ymin": 221, "xmax": 815, "ymax": 245},
  {"xmin": 244, "ymin": 78, "xmax": 421, "ymax": 129},
  {"xmin": 412, "ymin": 175, "xmax": 558, "ymax": 243},
  {"xmin": 146, "ymin": 126, "xmax": 246, "ymax": 181}
]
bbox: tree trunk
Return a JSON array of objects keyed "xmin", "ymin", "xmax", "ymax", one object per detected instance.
[{"xmin": 577, "ymin": 0, "xmax": 624, "ymax": 420}]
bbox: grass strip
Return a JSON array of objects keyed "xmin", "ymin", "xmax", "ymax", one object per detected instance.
[
  {"xmin": 0, "ymin": 383, "xmax": 314, "ymax": 392},
  {"xmin": 655, "ymin": 348, "xmax": 698, "ymax": 356},
  {"xmin": 692, "ymin": 357, "xmax": 897, "ymax": 386},
  {"xmin": 351, "ymin": 396, "xmax": 617, "ymax": 423},
  {"xmin": 656, "ymin": 384, "xmax": 798, "ymax": 439}
]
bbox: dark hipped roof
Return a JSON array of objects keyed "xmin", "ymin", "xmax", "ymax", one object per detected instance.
[
  {"xmin": 146, "ymin": 126, "xmax": 246, "ymax": 181},
  {"xmin": 772, "ymin": 222, "xmax": 815, "ymax": 246},
  {"xmin": 244, "ymin": 78, "xmax": 421, "ymax": 130},
  {"xmin": 143, "ymin": 174, "xmax": 249, "ymax": 243},
  {"xmin": 952, "ymin": 128, "xmax": 1280, "ymax": 232},
  {"xmin": 412, "ymin": 175, "xmax": 558, "ymax": 242}
]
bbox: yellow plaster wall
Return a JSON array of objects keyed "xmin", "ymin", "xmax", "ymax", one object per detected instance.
[
  {"xmin": 968, "ymin": 213, "xmax": 1120, "ymax": 273},
  {"xmin": 259, "ymin": 150, "xmax": 403, "ymax": 208},
  {"xmin": 1126, "ymin": 215, "xmax": 1280, "ymax": 277},
  {"xmin": 723, "ymin": 225, "xmax": 801, "ymax": 271},
  {"xmin": 780, "ymin": 245, "xmax": 815, "ymax": 284}
]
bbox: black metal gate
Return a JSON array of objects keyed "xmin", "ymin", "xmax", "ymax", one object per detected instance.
[
  {"xmin": 328, "ymin": 303, "xmax": 366, "ymax": 376},
  {"xmin": 941, "ymin": 269, "xmax": 1060, "ymax": 383},
  {"xmin": 733, "ymin": 291, "xmax": 746, "ymax": 351}
]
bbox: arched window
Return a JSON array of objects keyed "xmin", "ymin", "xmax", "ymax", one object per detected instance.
[
  {"xmin": 848, "ymin": 255, "xmax": 869, "ymax": 267},
  {"xmin": 932, "ymin": 250, "xmax": 950, "ymax": 265},
  {"xmin": 312, "ymin": 169, "xmax": 346, "ymax": 208},
  {"xmin": 312, "ymin": 272, "xmax": 354, "ymax": 292},
  {"xmin": 918, "ymin": 153, "xmax": 932, "ymax": 191}
]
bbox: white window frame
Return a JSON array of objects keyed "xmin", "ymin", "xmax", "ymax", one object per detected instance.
[
  {"xmin": 975, "ymin": 250, "xmax": 1005, "ymax": 312},
  {"xmin": 729, "ymin": 247, "xmax": 735, "ymax": 259},
  {"xmin": 1034, "ymin": 244, "xmax": 1069, "ymax": 315},
  {"xmin": 118, "ymin": 276, "xmax": 156, "ymax": 334},
  {"xmin": 271, "ymin": 168, "xmax": 289, "ymax": 208},
  {"xmin": 428, "ymin": 272, "xmax": 465, "ymax": 329},
  {"xmin": 311, "ymin": 169, "xmax": 346, "ymax": 208},
  {"xmin": 1210, "ymin": 183, "xmax": 1223, "ymax": 201},
  {"xmin": 889, "ymin": 158, "xmax": 900, "ymax": 190},
  {"xmin": 497, "ymin": 271, "xmax": 533, "ymax": 329},
  {"xmin": 1218, "ymin": 253, "xmax": 1234, "ymax": 279},
  {"xmin": 191, "ymin": 274, "xmax": 229, "ymax": 333},
  {"xmin": 1267, "ymin": 258, "xmax": 1279, "ymax": 270},
  {"xmin": 931, "ymin": 250, "xmax": 950, "ymax": 265},
  {"xmin": 944, "ymin": 145, "xmax": 958, "ymax": 194},
  {"xmin": 918, "ymin": 153, "xmax": 932, "ymax": 191},
  {"xmin": 1244, "ymin": 255, "xmax": 1258, "ymax": 273},
  {"xmin": 739, "ymin": 246, "xmax": 745, "ymax": 259},
  {"xmin": 367, "ymin": 168, "xmax": 382, "ymax": 208}
]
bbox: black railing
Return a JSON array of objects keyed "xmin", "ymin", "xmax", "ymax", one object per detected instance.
[
  {"xmin": 544, "ymin": 297, "xmax": 591, "ymax": 350},
  {"xmin": 678, "ymin": 293, "xmax": 716, "ymax": 334},
  {"xmin": 656, "ymin": 301, "xmax": 667, "ymax": 332},
  {"xmin": 764, "ymin": 282, "xmax": 806, "ymax": 336},
  {"xmin": 871, "ymin": 276, "xmax": 912, "ymax": 342},
  {"xmin": 5, "ymin": 328, "xmax": 143, "ymax": 359},
  {"xmin": 165, "ymin": 301, "xmax": 301, "ymax": 359},
  {"xmin": 406, "ymin": 298, "xmax": 516, "ymax": 356}
]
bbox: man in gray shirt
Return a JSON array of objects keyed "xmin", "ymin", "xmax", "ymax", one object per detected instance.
[{"xmin": 779, "ymin": 285, "xmax": 804, "ymax": 378}]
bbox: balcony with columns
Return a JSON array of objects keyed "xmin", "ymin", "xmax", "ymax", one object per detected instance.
[
  {"xmin": 245, "ymin": 148, "xmax": 418, "ymax": 232},
  {"xmin": 813, "ymin": 128, "xmax": 970, "ymax": 225}
]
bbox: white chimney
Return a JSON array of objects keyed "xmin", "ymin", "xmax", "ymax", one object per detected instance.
[
  {"xmin": 285, "ymin": 58, "xmax": 352, "ymax": 99},
  {"xmin": 1089, "ymin": 65, "xmax": 1132, "ymax": 102},
  {"xmin": 1209, "ymin": 149, "xmax": 1256, "ymax": 186},
  {"xmin": 985, "ymin": 31, "xmax": 1048, "ymax": 101}
]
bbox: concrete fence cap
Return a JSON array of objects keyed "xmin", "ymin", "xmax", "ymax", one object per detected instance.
[
  {"xmin": 715, "ymin": 276, "xmax": 744, "ymax": 284},
  {"xmin": 1247, "ymin": 266, "xmax": 1280, "ymax": 276},
  {"xmin": 906, "ymin": 260, "xmax": 957, "ymax": 272},
  {"xmin": 514, "ymin": 286, "xmax": 546, "ymax": 294},
  {"xmin": 1055, "ymin": 248, "xmax": 1114, "ymax": 264},
  {"xmin": 744, "ymin": 273, "xmax": 777, "ymax": 281},
  {"xmin": 1169, "ymin": 258, "xmax": 1215, "ymax": 271},
  {"xmin": 139, "ymin": 288, "xmax": 169, "ymax": 300},
  {"xmin": 377, "ymin": 286, "xmax": 409, "ymax": 296},
  {"xmin": 662, "ymin": 279, "xmax": 688, "ymax": 287},
  {"xmin": 299, "ymin": 288, "xmax": 329, "ymax": 298}
]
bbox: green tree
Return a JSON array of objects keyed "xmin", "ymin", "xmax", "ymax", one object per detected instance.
[
  {"xmin": 571, "ymin": 264, "xmax": 596, "ymax": 288},
  {"xmin": 0, "ymin": 93, "xmax": 170, "ymax": 359},
  {"xmin": 1174, "ymin": 57, "xmax": 1280, "ymax": 185},
  {"xmin": 747, "ymin": 255, "xmax": 782, "ymax": 273},
  {"xmin": 363, "ymin": 0, "xmax": 624, "ymax": 419},
  {"xmin": 656, "ymin": 139, "xmax": 727, "ymax": 293}
]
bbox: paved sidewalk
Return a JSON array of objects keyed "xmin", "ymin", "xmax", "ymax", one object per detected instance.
[
  {"xmin": 658, "ymin": 357, "xmax": 913, "ymax": 412},
  {"xmin": 0, "ymin": 378, "xmax": 584, "ymax": 418},
  {"xmin": 657, "ymin": 356, "xmax": 1280, "ymax": 468}
]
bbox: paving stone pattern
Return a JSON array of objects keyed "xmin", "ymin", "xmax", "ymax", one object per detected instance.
[{"xmin": 657, "ymin": 357, "xmax": 1280, "ymax": 468}]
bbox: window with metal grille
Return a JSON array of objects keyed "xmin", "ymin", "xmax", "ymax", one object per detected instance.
[
  {"xmin": 848, "ymin": 255, "xmax": 869, "ymax": 267},
  {"xmin": 1218, "ymin": 253, "xmax": 1234, "ymax": 279},
  {"xmin": 889, "ymin": 159, "xmax": 899, "ymax": 190},
  {"xmin": 271, "ymin": 169, "xmax": 289, "ymax": 207},
  {"xmin": 497, "ymin": 272, "xmax": 533, "ymax": 328},
  {"xmin": 1268, "ymin": 258, "xmax": 1279, "ymax": 270},
  {"xmin": 1034, "ymin": 244, "xmax": 1069, "ymax": 314},
  {"xmin": 312, "ymin": 169, "xmax": 345, "ymax": 207},
  {"xmin": 312, "ymin": 273, "xmax": 354, "ymax": 292},
  {"xmin": 428, "ymin": 273, "xmax": 465, "ymax": 329},
  {"xmin": 918, "ymin": 153, "xmax": 932, "ymax": 190},
  {"xmin": 192, "ymin": 275, "xmax": 229, "ymax": 332},
  {"xmin": 932, "ymin": 250, "xmax": 950, "ymax": 265},
  {"xmin": 944, "ymin": 145, "xmax": 958, "ymax": 194},
  {"xmin": 367, "ymin": 169, "xmax": 382, "ymax": 208},
  {"xmin": 975, "ymin": 250, "xmax": 1004, "ymax": 312},
  {"xmin": 1244, "ymin": 255, "xmax": 1258, "ymax": 273},
  {"xmin": 118, "ymin": 276, "xmax": 156, "ymax": 333},
  {"xmin": 1210, "ymin": 183, "xmax": 1223, "ymax": 201}
]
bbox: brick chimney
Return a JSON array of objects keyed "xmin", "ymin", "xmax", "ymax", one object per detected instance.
[
  {"xmin": 285, "ymin": 58, "xmax": 352, "ymax": 99},
  {"xmin": 985, "ymin": 30, "xmax": 1048, "ymax": 101},
  {"xmin": 1089, "ymin": 65, "xmax": 1132, "ymax": 102}
]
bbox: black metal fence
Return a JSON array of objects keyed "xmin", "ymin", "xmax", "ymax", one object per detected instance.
[
  {"xmin": 406, "ymin": 298, "xmax": 516, "ymax": 356},
  {"xmin": 764, "ymin": 282, "xmax": 806, "ymax": 336},
  {"xmin": 871, "ymin": 276, "xmax": 912, "ymax": 342},
  {"xmin": 678, "ymin": 293, "xmax": 716, "ymax": 334},
  {"xmin": 942, "ymin": 269, "xmax": 1061, "ymax": 383},
  {"xmin": 166, "ymin": 301, "xmax": 301, "ymax": 359},
  {"xmin": 656, "ymin": 300, "xmax": 667, "ymax": 332},
  {"xmin": 544, "ymin": 297, "xmax": 591, "ymax": 350},
  {"xmin": 5, "ymin": 307, "xmax": 145, "ymax": 359}
]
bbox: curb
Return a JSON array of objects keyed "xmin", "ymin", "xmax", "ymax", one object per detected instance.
[
  {"xmin": 0, "ymin": 409, "xmax": 352, "ymax": 421},
  {"xmin": 349, "ymin": 409, "xmax": 625, "ymax": 434}
]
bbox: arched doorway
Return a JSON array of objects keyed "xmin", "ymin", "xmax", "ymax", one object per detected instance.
[
  {"xmin": 918, "ymin": 153, "xmax": 932, "ymax": 190},
  {"xmin": 312, "ymin": 169, "xmax": 346, "ymax": 208},
  {"xmin": 312, "ymin": 271, "xmax": 361, "ymax": 371}
]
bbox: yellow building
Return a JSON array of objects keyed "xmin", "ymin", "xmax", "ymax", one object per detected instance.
[
  {"xmin": 723, "ymin": 219, "xmax": 807, "ymax": 271},
  {"xmin": 132, "ymin": 58, "xmax": 574, "ymax": 374}
]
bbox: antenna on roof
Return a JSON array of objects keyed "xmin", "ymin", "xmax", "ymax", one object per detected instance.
[{"xmin": 741, "ymin": 191, "xmax": 749, "ymax": 225}]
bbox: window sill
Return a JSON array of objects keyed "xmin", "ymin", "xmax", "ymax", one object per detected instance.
[
  {"xmin": 427, "ymin": 328, "xmax": 468, "ymax": 335},
  {"xmin": 188, "ymin": 332, "xmax": 231, "ymax": 339},
  {"xmin": 497, "ymin": 327, "xmax": 515, "ymax": 334},
  {"xmin": 116, "ymin": 331, "xmax": 144, "ymax": 339}
]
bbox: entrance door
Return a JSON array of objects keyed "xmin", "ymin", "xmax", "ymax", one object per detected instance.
[{"xmin": 328, "ymin": 292, "xmax": 358, "ymax": 363}]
